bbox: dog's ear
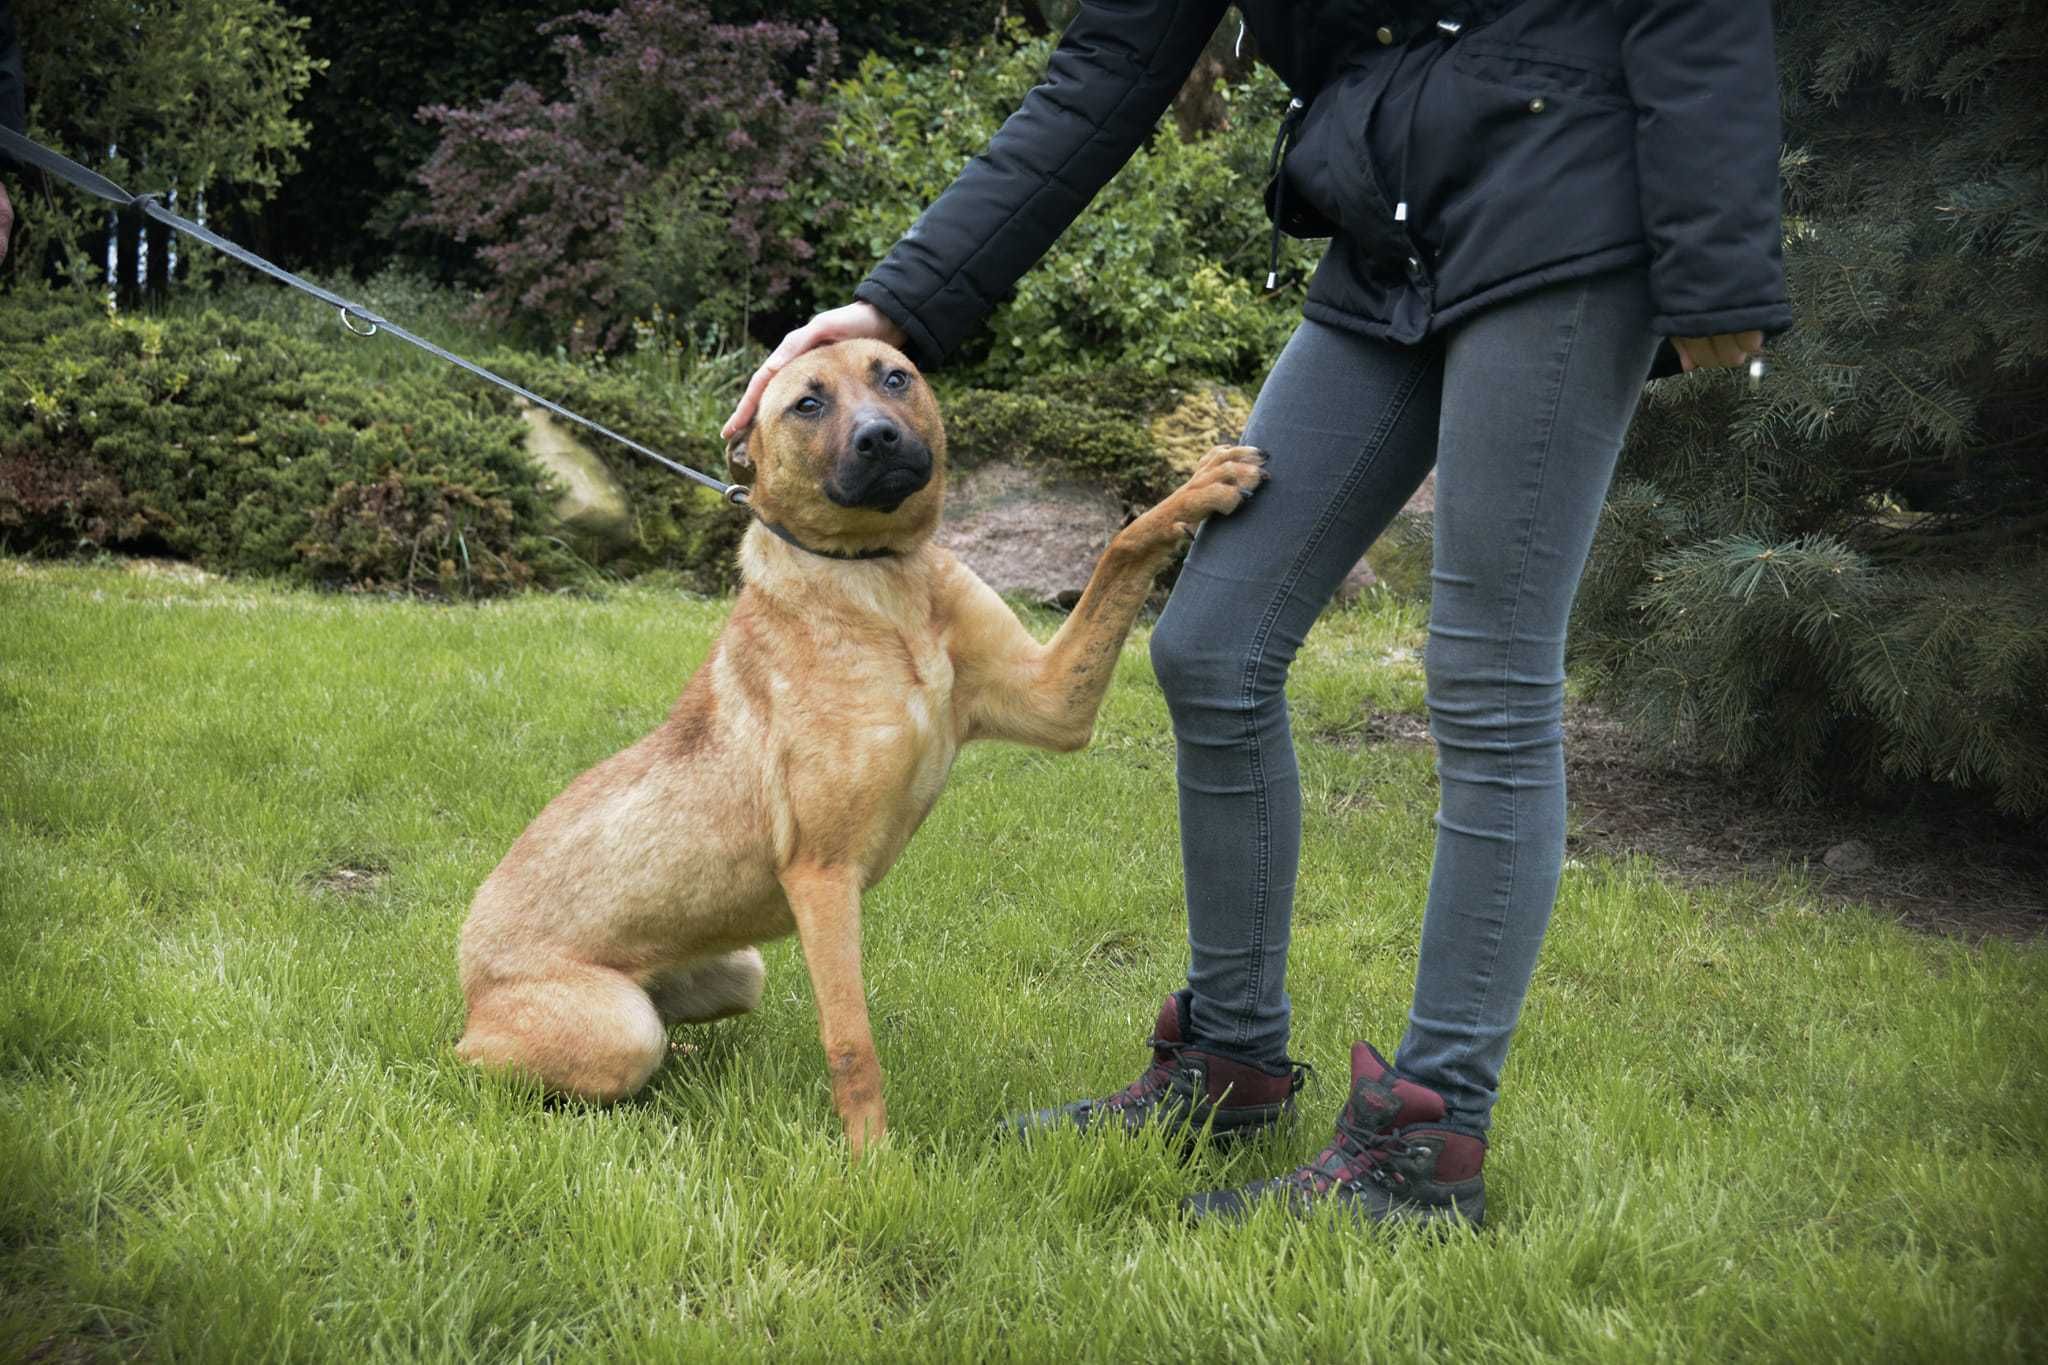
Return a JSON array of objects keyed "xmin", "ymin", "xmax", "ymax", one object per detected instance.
[{"xmin": 725, "ymin": 428, "xmax": 755, "ymax": 482}]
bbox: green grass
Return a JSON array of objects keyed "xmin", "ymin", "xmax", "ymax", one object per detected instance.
[{"xmin": 2, "ymin": 559, "xmax": 2043, "ymax": 1362}]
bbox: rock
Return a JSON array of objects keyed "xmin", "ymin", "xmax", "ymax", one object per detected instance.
[
  {"xmin": 936, "ymin": 460, "xmax": 1129, "ymax": 606},
  {"xmin": 1331, "ymin": 556, "xmax": 1379, "ymax": 603},
  {"xmin": 1822, "ymin": 839, "xmax": 1877, "ymax": 874},
  {"xmin": 516, "ymin": 399, "xmax": 634, "ymax": 559}
]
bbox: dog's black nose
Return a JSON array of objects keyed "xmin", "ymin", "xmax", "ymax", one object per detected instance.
[{"xmin": 852, "ymin": 420, "xmax": 902, "ymax": 459}]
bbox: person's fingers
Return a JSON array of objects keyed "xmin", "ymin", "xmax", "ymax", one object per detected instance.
[
  {"xmin": 721, "ymin": 304, "xmax": 908, "ymax": 436},
  {"xmin": 723, "ymin": 324, "xmax": 821, "ymax": 436},
  {"xmin": 723, "ymin": 366, "xmax": 777, "ymax": 439},
  {"xmin": 1674, "ymin": 333, "xmax": 1765, "ymax": 373},
  {"xmin": 766, "ymin": 320, "xmax": 824, "ymax": 369}
]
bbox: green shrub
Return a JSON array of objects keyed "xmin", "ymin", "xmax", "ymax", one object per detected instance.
[
  {"xmin": 465, "ymin": 345, "xmax": 749, "ymax": 591},
  {"xmin": 0, "ymin": 288, "xmax": 749, "ymax": 595},
  {"xmin": 803, "ymin": 27, "xmax": 1315, "ymax": 384}
]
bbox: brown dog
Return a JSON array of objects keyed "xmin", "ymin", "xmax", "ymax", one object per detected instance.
[{"xmin": 454, "ymin": 339, "xmax": 1265, "ymax": 1152}]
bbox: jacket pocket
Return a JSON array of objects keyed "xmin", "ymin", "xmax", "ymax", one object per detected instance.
[
  {"xmin": 1452, "ymin": 38, "xmax": 1630, "ymax": 108},
  {"xmin": 1269, "ymin": 61, "xmax": 1408, "ymax": 263}
]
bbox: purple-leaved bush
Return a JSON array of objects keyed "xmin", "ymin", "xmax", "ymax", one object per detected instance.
[{"xmin": 414, "ymin": 1, "xmax": 836, "ymax": 350}]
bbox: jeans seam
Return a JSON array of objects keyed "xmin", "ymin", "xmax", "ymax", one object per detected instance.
[
  {"xmin": 1227, "ymin": 349, "xmax": 1436, "ymax": 1052},
  {"xmin": 1452, "ymin": 279, "xmax": 1590, "ymax": 1101}
]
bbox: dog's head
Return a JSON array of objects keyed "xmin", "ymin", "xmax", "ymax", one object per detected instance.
[{"xmin": 725, "ymin": 339, "xmax": 945, "ymax": 555}]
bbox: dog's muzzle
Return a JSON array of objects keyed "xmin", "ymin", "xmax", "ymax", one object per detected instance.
[{"xmin": 825, "ymin": 415, "xmax": 934, "ymax": 512}]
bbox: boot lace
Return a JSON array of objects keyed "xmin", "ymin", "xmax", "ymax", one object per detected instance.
[
  {"xmin": 1098, "ymin": 1033, "xmax": 1183, "ymax": 1112},
  {"xmin": 1287, "ymin": 1096, "xmax": 1411, "ymax": 1195}
]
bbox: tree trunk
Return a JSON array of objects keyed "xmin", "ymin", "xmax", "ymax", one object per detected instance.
[
  {"xmin": 115, "ymin": 205, "xmax": 141, "ymax": 307},
  {"xmin": 145, "ymin": 211, "xmax": 171, "ymax": 301}
]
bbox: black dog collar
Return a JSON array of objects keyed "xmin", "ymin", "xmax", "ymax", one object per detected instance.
[{"xmin": 754, "ymin": 516, "xmax": 898, "ymax": 561}]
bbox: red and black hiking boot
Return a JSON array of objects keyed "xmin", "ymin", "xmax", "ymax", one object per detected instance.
[
  {"xmin": 1003, "ymin": 992, "xmax": 1307, "ymax": 1146},
  {"xmin": 1181, "ymin": 1042, "xmax": 1486, "ymax": 1227}
]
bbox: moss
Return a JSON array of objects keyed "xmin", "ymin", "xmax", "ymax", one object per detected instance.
[
  {"xmin": 1147, "ymin": 383, "xmax": 1253, "ymax": 475},
  {"xmin": 936, "ymin": 368, "xmax": 1253, "ymax": 502}
]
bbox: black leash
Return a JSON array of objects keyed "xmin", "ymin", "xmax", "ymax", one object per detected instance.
[{"xmin": 0, "ymin": 126, "xmax": 751, "ymax": 508}]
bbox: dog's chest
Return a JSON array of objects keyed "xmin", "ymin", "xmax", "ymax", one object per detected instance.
[
  {"xmin": 874, "ymin": 635, "xmax": 957, "ymax": 790},
  {"xmin": 838, "ymin": 632, "xmax": 958, "ymax": 865}
]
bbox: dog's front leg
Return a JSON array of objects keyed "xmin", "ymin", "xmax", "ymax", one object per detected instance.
[
  {"xmin": 780, "ymin": 863, "xmax": 886, "ymax": 1155},
  {"xmin": 955, "ymin": 444, "xmax": 1266, "ymax": 750}
]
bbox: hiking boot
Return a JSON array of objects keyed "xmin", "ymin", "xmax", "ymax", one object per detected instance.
[
  {"xmin": 1003, "ymin": 992, "xmax": 1306, "ymax": 1146},
  {"xmin": 1181, "ymin": 1042, "xmax": 1486, "ymax": 1227}
]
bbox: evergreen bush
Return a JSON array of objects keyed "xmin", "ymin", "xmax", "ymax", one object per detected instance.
[
  {"xmin": 1573, "ymin": 1, "xmax": 2048, "ymax": 818},
  {"xmin": 0, "ymin": 289, "xmax": 746, "ymax": 595}
]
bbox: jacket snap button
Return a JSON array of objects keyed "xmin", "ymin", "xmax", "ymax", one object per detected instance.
[
  {"xmin": 1376, "ymin": 26, "xmax": 1395, "ymax": 45},
  {"xmin": 1528, "ymin": 97, "xmax": 1548, "ymax": 113}
]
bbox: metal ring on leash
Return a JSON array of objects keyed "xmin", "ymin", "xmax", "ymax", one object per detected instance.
[
  {"xmin": 724, "ymin": 485, "xmax": 752, "ymax": 506},
  {"xmin": 339, "ymin": 307, "xmax": 379, "ymax": 338}
]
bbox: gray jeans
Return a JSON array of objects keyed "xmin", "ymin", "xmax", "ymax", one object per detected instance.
[{"xmin": 1150, "ymin": 270, "xmax": 1660, "ymax": 1135}]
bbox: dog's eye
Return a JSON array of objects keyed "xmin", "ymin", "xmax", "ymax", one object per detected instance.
[
  {"xmin": 882, "ymin": 369, "xmax": 909, "ymax": 392},
  {"xmin": 792, "ymin": 396, "xmax": 823, "ymax": 416}
]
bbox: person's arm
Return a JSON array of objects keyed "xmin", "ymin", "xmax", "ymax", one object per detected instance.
[
  {"xmin": 1616, "ymin": 0, "xmax": 1793, "ymax": 350},
  {"xmin": 856, "ymin": 0, "xmax": 1228, "ymax": 368},
  {"xmin": 726, "ymin": 0, "xmax": 1226, "ymax": 436}
]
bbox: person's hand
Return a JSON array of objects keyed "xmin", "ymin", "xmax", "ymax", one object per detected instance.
[
  {"xmin": 722, "ymin": 302, "xmax": 908, "ymax": 438},
  {"xmin": 0, "ymin": 179, "xmax": 13, "ymax": 266},
  {"xmin": 1672, "ymin": 330, "xmax": 1763, "ymax": 374}
]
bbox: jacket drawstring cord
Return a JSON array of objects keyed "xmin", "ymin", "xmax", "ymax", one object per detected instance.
[{"xmin": 1265, "ymin": 96, "xmax": 1307, "ymax": 290}]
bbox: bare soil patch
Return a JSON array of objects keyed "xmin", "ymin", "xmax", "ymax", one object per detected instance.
[{"xmin": 310, "ymin": 862, "xmax": 387, "ymax": 898}]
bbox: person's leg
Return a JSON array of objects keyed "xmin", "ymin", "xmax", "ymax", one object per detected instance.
[
  {"xmin": 1182, "ymin": 270, "xmax": 1661, "ymax": 1225},
  {"xmin": 1392, "ymin": 269, "xmax": 1661, "ymax": 1135},
  {"xmin": 1151, "ymin": 317, "xmax": 1442, "ymax": 1065}
]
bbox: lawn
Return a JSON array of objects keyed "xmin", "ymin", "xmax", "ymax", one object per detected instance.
[{"xmin": 2, "ymin": 560, "xmax": 2043, "ymax": 1362}]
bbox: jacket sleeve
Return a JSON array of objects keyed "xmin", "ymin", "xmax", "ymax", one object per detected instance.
[
  {"xmin": 855, "ymin": 0, "xmax": 1229, "ymax": 369},
  {"xmin": 1616, "ymin": 0, "xmax": 1794, "ymax": 339}
]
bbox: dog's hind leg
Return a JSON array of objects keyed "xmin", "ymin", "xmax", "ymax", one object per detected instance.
[
  {"xmin": 456, "ymin": 963, "xmax": 667, "ymax": 1103},
  {"xmin": 645, "ymin": 947, "xmax": 767, "ymax": 1025}
]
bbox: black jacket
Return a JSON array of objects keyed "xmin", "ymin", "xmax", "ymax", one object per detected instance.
[{"xmin": 857, "ymin": 0, "xmax": 1792, "ymax": 373}]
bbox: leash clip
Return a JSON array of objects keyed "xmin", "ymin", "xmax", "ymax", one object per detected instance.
[
  {"xmin": 724, "ymin": 485, "xmax": 752, "ymax": 507},
  {"xmin": 339, "ymin": 307, "xmax": 379, "ymax": 338}
]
